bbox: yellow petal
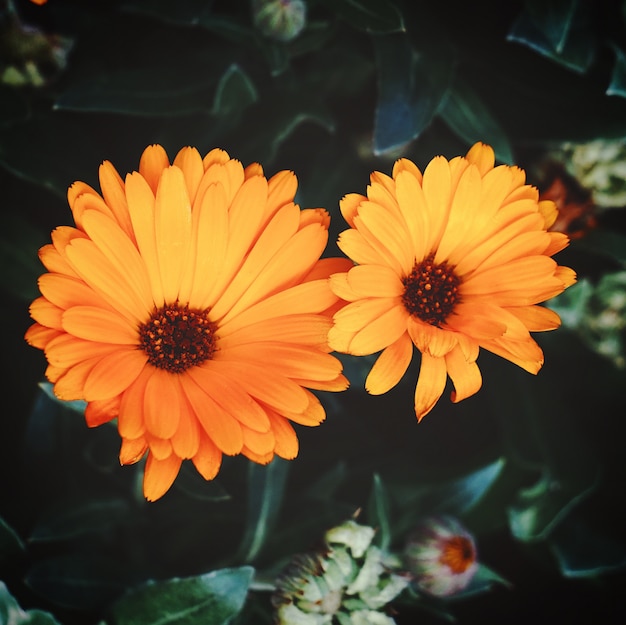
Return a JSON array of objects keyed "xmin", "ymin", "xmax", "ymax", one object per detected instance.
[
  {"xmin": 444, "ymin": 345, "xmax": 482, "ymax": 403},
  {"xmin": 347, "ymin": 264, "xmax": 404, "ymax": 298},
  {"xmin": 407, "ymin": 318, "xmax": 458, "ymax": 357},
  {"xmin": 173, "ymin": 146, "xmax": 204, "ymax": 204},
  {"xmin": 365, "ymin": 331, "xmax": 413, "ymax": 395},
  {"xmin": 414, "ymin": 353, "xmax": 448, "ymax": 421},
  {"xmin": 154, "ymin": 166, "xmax": 192, "ymax": 303},
  {"xmin": 139, "ymin": 144, "xmax": 170, "ymax": 194},
  {"xmin": 349, "ymin": 304, "xmax": 409, "ymax": 356}
]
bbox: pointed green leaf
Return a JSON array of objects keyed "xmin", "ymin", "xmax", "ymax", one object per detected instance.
[
  {"xmin": 320, "ymin": 0, "xmax": 405, "ymax": 34},
  {"xmin": 507, "ymin": 471, "xmax": 597, "ymax": 542},
  {"xmin": 607, "ymin": 46, "xmax": 626, "ymax": 98},
  {"xmin": 236, "ymin": 460, "xmax": 289, "ymax": 563},
  {"xmin": 367, "ymin": 474, "xmax": 392, "ymax": 551},
  {"xmin": 0, "ymin": 516, "xmax": 25, "ymax": 572},
  {"xmin": 507, "ymin": 0, "xmax": 595, "ymax": 73},
  {"xmin": 373, "ymin": 32, "xmax": 453, "ymax": 154},
  {"xmin": 213, "ymin": 64, "xmax": 258, "ymax": 117},
  {"xmin": 109, "ymin": 567, "xmax": 254, "ymax": 625},
  {"xmin": 439, "ymin": 77, "xmax": 513, "ymax": 164}
]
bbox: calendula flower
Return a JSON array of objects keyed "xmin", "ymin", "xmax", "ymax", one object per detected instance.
[
  {"xmin": 404, "ymin": 516, "xmax": 478, "ymax": 597},
  {"xmin": 329, "ymin": 142, "xmax": 576, "ymax": 420},
  {"xmin": 273, "ymin": 519, "xmax": 409, "ymax": 624},
  {"xmin": 25, "ymin": 144, "xmax": 349, "ymax": 501}
]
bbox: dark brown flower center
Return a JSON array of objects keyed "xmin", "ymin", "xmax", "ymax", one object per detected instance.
[
  {"xmin": 138, "ymin": 303, "xmax": 217, "ymax": 373},
  {"xmin": 402, "ymin": 254, "xmax": 461, "ymax": 326},
  {"xmin": 439, "ymin": 536, "xmax": 476, "ymax": 574}
]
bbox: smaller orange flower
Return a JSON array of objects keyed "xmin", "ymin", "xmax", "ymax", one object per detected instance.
[
  {"xmin": 30, "ymin": 0, "xmax": 48, "ymax": 5},
  {"xmin": 329, "ymin": 143, "xmax": 576, "ymax": 420}
]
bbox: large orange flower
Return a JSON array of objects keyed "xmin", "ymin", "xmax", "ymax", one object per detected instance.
[
  {"xmin": 328, "ymin": 142, "xmax": 576, "ymax": 420},
  {"xmin": 25, "ymin": 145, "xmax": 349, "ymax": 500}
]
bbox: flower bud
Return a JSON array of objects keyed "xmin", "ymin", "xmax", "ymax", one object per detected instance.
[
  {"xmin": 404, "ymin": 516, "xmax": 478, "ymax": 597},
  {"xmin": 251, "ymin": 0, "xmax": 307, "ymax": 42}
]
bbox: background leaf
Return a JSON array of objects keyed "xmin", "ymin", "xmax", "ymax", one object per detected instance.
[{"xmin": 108, "ymin": 567, "xmax": 254, "ymax": 625}]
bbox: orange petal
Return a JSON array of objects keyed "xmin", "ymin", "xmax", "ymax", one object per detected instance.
[
  {"xmin": 143, "ymin": 452, "xmax": 182, "ymax": 501},
  {"xmin": 119, "ymin": 436, "xmax": 148, "ymax": 465},
  {"xmin": 98, "ymin": 161, "xmax": 135, "ymax": 241},
  {"xmin": 83, "ymin": 348, "xmax": 147, "ymax": 402},
  {"xmin": 62, "ymin": 306, "xmax": 138, "ymax": 345},
  {"xmin": 444, "ymin": 345, "xmax": 482, "ymax": 403},
  {"xmin": 465, "ymin": 142, "xmax": 495, "ymax": 176},
  {"xmin": 267, "ymin": 411, "xmax": 299, "ymax": 459},
  {"xmin": 414, "ymin": 353, "xmax": 448, "ymax": 421},
  {"xmin": 173, "ymin": 146, "xmax": 204, "ymax": 204},
  {"xmin": 242, "ymin": 426, "xmax": 275, "ymax": 456},
  {"xmin": 365, "ymin": 332, "xmax": 413, "ymax": 395},
  {"xmin": 139, "ymin": 144, "xmax": 170, "ymax": 194},
  {"xmin": 85, "ymin": 395, "xmax": 120, "ymax": 427},
  {"xmin": 192, "ymin": 432, "xmax": 222, "ymax": 480},
  {"xmin": 118, "ymin": 365, "xmax": 151, "ymax": 439},
  {"xmin": 349, "ymin": 304, "xmax": 409, "ymax": 355},
  {"xmin": 407, "ymin": 318, "xmax": 458, "ymax": 357},
  {"xmin": 181, "ymin": 374, "xmax": 244, "ymax": 455},
  {"xmin": 143, "ymin": 368, "xmax": 182, "ymax": 439}
]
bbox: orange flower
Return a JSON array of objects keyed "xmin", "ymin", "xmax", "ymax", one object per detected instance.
[
  {"xmin": 25, "ymin": 145, "xmax": 349, "ymax": 500},
  {"xmin": 30, "ymin": 0, "xmax": 48, "ymax": 4},
  {"xmin": 329, "ymin": 143, "xmax": 576, "ymax": 420}
]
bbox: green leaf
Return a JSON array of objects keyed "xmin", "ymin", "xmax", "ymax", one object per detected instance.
[
  {"xmin": 507, "ymin": 471, "xmax": 598, "ymax": 542},
  {"xmin": 607, "ymin": 46, "xmax": 626, "ymax": 98},
  {"xmin": 109, "ymin": 567, "xmax": 254, "ymax": 625},
  {"xmin": 0, "ymin": 582, "xmax": 61, "ymax": 625},
  {"xmin": 373, "ymin": 32, "xmax": 453, "ymax": 155},
  {"xmin": 213, "ymin": 64, "xmax": 258, "ymax": 117},
  {"xmin": 29, "ymin": 498, "xmax": 131, "ymax": 543},
  {"xmin": 25, "ymin": 555, "xmax": 127, "ymax": 611},
  {"xmin": 0, "ymin": 516, "xmax": 25, "ymax": 572},
  {"xmin": 320, "ymin": 0, "xmax": 405, "ymax": 34},
  {"xmin": 507, "ymin": 0, "xmax": 595, "ymax": 73},
  {"xmin": 549, "ymin": 517, "xmax": 626, "ymax": 577},
  {"xmin": 438, "ymin": 77, "xmax": 514, "ymax": 164},
  {"xmin": 447, "ymin": 564, "xmax": 512, "ymax": 599},
  {"xmin": 547, "ymin": 278, "xmax": 593, "ymax": 329},
  {"xmin": 366, "ymin": 474, "xmax": 392, "ymax": 551},
  {"xmin": 577, "ymin": 228, "xmax": 626, "ymax": 267},
  {"xmin": 236, "ymin": 460, "xmax": 289, "ymax": 563}
]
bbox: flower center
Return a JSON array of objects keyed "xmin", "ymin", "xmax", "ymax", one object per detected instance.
[
  {"xmin": 138, "ymin": 303, "xmax": 218, "ymax": 373},
  {"xmin": 402, "ymin": 254, "xmax": 461, "ymax": 326},
  {"xmin": 439, "ymin": 536, "xmax": 476, "ymax": 574}
]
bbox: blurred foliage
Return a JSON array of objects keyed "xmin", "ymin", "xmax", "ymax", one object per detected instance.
[{"xmin": 2, "ymin": 0, "xmax": 626, "ymax": 623}]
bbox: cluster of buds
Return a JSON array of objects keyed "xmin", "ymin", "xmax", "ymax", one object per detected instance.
[{"xmin": 272, "ymin": 519, "xmax": 410, "ymax": 624}]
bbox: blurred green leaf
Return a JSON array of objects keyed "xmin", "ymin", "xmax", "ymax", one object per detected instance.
[
  {"xmin": 438, "ymin": 77, "xmax": 514, "ymax": 164},
  {"xmin": 507, "ymin": 0, "xmax": 595, "ymax": 73},
  {"xmin": 321, "ymin": 0, "xmax": 405, "ymax": 34},
  {"xmin": 373, "ymin": 32, "xmax": 452, "ymax": 155},
  {"xmin": 577, "ymin": 228, "xmax": 626, "ymax": 266},
  {"xmin": 25, "ymin": 554, "xmax": 127, "ymax": 611},
  {"xmin": 507, "ymin": 471, "xmax": 597, "ymax": 542},
  {"xmin": 447, "ymin": 564, "xmax": 512, "ymax": 599},
  {"xmin": 213, "ymin": 64, "xmax": 258, "ymax": 117},
  {"xmin": 29, "ymin": 498, "xmax": 131, "ymax": 543},
  {"xmin": 549, "ymin": 517, "xmax": 626, "ymax": 577},
  {"xmin": 0, "ymin": 582, "xmax": 61, "ymax": 625},
  {"xmin": 236, "ymin": 460, "xmax": 289, "ymax": 563},
  {"xmin": 0, "ymin": 516, "xmax": 25, "ymax": 570},
  {"xmin": 391, "ymin": 458, "xmax": 505, "ymax": 538},
  {"xmin": 366, "ymin": 474, "xmax": 392, "ymax": 551},
  {"xmin": 607, "ymin": 46, "xmax": 626, "ymax": 98},
  {"xmin": 305, "ymin": 461, "xmax": 348, "ymax": 501},
  {"xmin": 108, "ymin": 567, "xmax": 254, "ymax": 625},
  {"xmin": 548, "ymin": 279, "xmax": 593, "ymax": 329}
]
